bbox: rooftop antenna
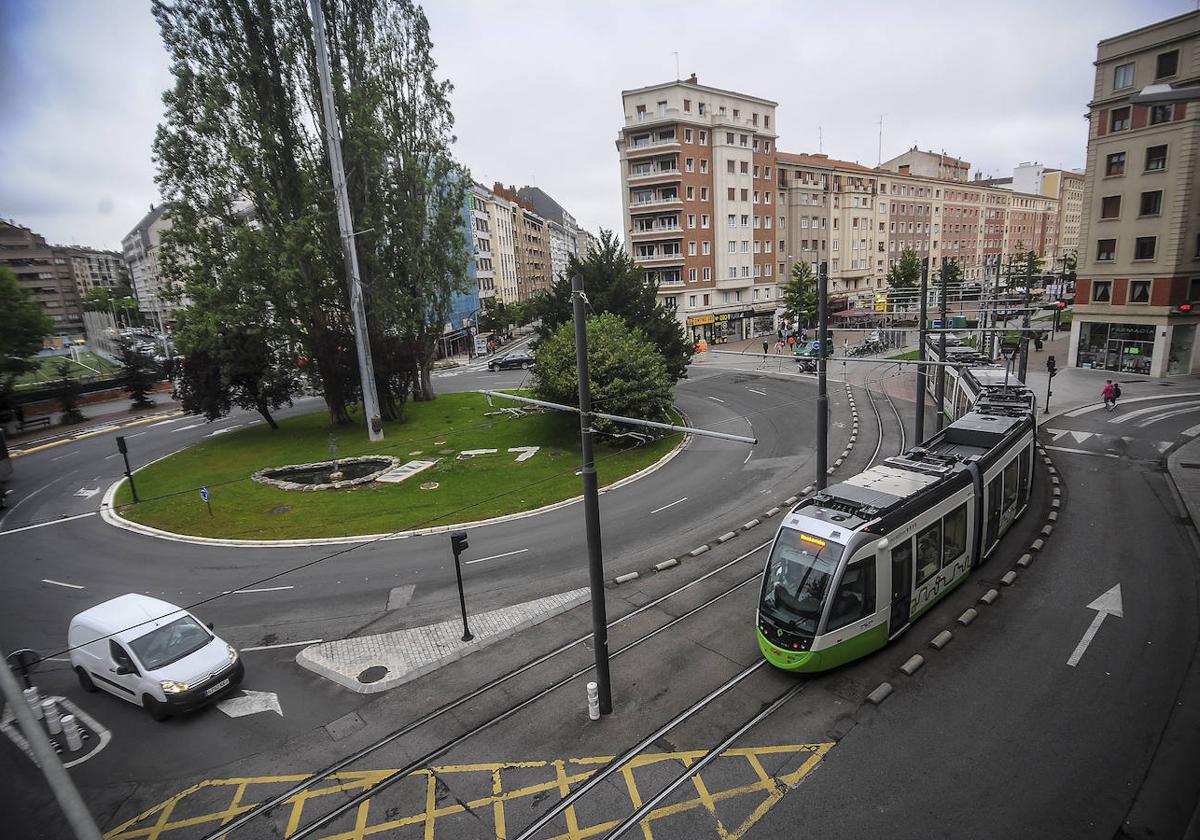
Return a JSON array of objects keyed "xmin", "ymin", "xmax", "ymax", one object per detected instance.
[
  {"xmin": 672, "ymin": 51, "xmax": 680, "ymax": 81},
  {"xmin": 877, "ymin": 114, "xmax": 887, "ymax": 166},
  {"xmin": 818, "ymin": 126, "xmax": 823, "ymax": 154}
]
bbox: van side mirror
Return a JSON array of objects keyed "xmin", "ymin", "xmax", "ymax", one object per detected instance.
[{"xmin": 115, "ymin": 664, "xmax": 134, "ymax": 676}]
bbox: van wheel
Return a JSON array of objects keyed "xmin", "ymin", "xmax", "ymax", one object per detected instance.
[
  {"xmin": 521, "ymin": 362, "xmax": 529, "ymax": 370},
  {"xmin": 143, "ymin": 696, "xmax": 169, "ymax": 722},
  {"xmin": 75, "ymin": 667, "xmax": 97, "ymax": 693}
]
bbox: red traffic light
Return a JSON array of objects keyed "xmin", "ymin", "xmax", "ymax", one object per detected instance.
[
  {"xmin": 1054, "ymin": 301, "xmax": 1067, "ymax": 310},
  {"xmin": 1180, "ymin": 303, "xmax": 1194, "ymax": 313}
]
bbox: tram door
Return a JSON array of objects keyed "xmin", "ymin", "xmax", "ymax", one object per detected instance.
[{"xmin": 888, "ymin": 539, "xmax": 913, "ymax": 636}]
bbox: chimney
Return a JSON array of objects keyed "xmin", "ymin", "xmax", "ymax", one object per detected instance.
[{"xmin": 686, "ymin": 73, "xmax": 697, "ymax": 84}]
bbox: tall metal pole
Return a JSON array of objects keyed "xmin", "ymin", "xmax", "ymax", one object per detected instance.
[
  {"xmin": 915, "ymin": 258, "xmax": 928, "ymax": 444},
  {"xmin": 309, "ymin": 0, "xmax": 384, "ymax": 442},
  {"xmin": 571, "ymin": 273, "xmax": 612, "ymax": 715},
  {"xmin": 1018, "ymin": 251, "xmax": 1033, "ymax": 383},
  {"xmin": 934, "ymin": 257, "xmax": 949, "ymax": 431},
  {"xmin": 0, "ymin": 645, "xmax": 103, "ymax": 840},
  {"xmin": 816, "ymin": 262, "xmax": 829, "ymax": 490}
]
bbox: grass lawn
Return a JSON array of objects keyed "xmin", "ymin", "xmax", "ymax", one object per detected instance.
[
  {"xmin": 888, "ymin": 349, "xmax": 919, "ymax": 361},
  {"xmin": 16, "ymin": 352, "xmax": 120, "ymax": 388},
  {"xmin": 114, "ymin": 391, "xmax": 681, "ymax": 540}
]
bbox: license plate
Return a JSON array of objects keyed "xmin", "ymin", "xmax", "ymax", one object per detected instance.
[{"xmin": 204, "ymin": 677, "xmax": 230, "ymax": 697}]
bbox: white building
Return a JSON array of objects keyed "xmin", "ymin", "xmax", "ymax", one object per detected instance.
[{"xmin": 121, "ymin": 204, "xmax": 187, "ymax": 322}]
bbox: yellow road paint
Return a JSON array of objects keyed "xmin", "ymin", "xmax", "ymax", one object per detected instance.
[
  {"xmin": 103, "ymin": 743, "xmax": 833, "ymax": 840},
  {"xmin": 11, "ymin": 411, "xmax": 185, "ymax": 458}
]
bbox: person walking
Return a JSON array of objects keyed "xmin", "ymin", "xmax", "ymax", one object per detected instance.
[
  {"xmin": 1101, "ymin": 380, "xmax": 1117, "ymax": 411},
  {"xmin": 762, "ymin": 339, "xmax": 769, "ymax": 356}
]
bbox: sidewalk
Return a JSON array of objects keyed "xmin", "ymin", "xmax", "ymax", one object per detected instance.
[{"xmin": 6, "ymin": 389, "xmax": 179, "ymax": 444}]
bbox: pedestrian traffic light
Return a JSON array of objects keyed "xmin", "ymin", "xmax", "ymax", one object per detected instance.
[
  {"xmin": 1054, "ymin": 300, "xmax": 1067, "ymax": 310},
  {"xmin": 450, "ymin": 531, "xmax": 469, "ymax": 555},
  {"xmin": 1171, "ymin": 302, "xmax": 1196, "ymax": 316},
  {"xmin": 1046, "ymin": 355, "xmax": 1058, "ymax": 378}
]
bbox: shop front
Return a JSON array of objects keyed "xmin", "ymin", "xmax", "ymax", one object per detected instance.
[
  {"xmin": 688, "ymin": 308, "xmax": 782, "ymax": 345},
  {"xmin": 1075, "ymin": 322, "xmax": 1155, "ymax": 374}
]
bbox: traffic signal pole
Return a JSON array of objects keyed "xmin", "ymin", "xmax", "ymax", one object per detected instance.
[
  {"xmin": 915, "ymin": 259, "xmax": 928, "ymax": 444},
  {"xmin": 934, "ymin": 258, "xmax": 949, "ymax": 432},
  {"xmin": 816, "ymin": 263, "xmax": 829, "ymax": 490}
]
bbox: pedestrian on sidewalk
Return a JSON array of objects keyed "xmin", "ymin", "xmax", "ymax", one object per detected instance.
[
  {"xmin": 1033, "ymin": 331, "xmax": 1044, "ymax": 352},
  {"xmin": 762, "ymin": 339, "xmax": 769, "ymax": 356},
  {"xmin": 775, "ymin": 339, "xmax": 784, "ymax": 355},
  {"xmin": 1102, "ymin": 380, "xmax": 1118, "ymax": 411}
]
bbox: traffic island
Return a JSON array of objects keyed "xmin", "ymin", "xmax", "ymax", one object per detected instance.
[{"xmin": 107, "ymin": 392, "xmax": 683, "ymax": 541}]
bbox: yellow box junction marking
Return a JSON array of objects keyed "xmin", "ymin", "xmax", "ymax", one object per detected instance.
[{"xmin": 104, "ymin": 743, "xmax": 833, "ymax": 840}]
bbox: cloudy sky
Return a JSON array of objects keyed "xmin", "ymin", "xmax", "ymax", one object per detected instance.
[{"xmin": 0, "ymin": 0, "xmax": 1187, "ymax": 251}]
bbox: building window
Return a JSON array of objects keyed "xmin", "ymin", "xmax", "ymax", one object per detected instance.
[
  {"xmin": 700, "ymin": 187, "xmax": 708, "ymax": 201},
  {"xmin": 1140, "ymin": 190, "xmax": 1163, "ymax": 217},
  {"xmin": 664, "ymin": 295, "xmax": 678, "ymax": 309},
  {"xmin": 1157, "ymin": 50, "xmax": 1179, "ymax": 79},
  {"xmin": 728, "ymin": 214, "xmax": 736, "ymax": 228},
  {"xmin": 741, "ymin": 189, "xmax": 749, "ymax": 202},
  {"xmin": 1146, "ymin": 145, "xmax": 1167, "ymax": 172},
  {"xmin": 728, "ymin": 267, "xmax": 737, "ymax": 279},
  {"xmin": 741, "ymin": 215, "xmax": 749, "ymax": 227},
  {"xmin": 688, "ymin": 294, "xmax": 697, "ymax": 308},
  {"xmin": 702, "ymin": 241, "xmax": 710, "ymax": 255},
  {"xmin": 683, "ymin": 99, "xmax": 691, "ymax": 113},
  {"xmin": 1096, "ymin": 239, "xmax": 1116, "ymax": 262},
  {"xmin": 1129, "ymin": 280, "xmax": 1151, "ymax": 303},
  {"xmin": 1100, "ymin": 195, "xmax": 1121, "ymax": 219},
  {"xmin": 703, "ymin": 293, "xmax": 710, "ymax": 305},
  {"xmin": 1093, "ymin": 280, "xmax": 1112, "ymax": 302},
  {"xmin": 700, "ymin": 159, "xmax": 708, "ymax": 174},
  {"xmin": 1134, "ymin": 236, "xmax": 1157, "ymax": 261},
  {"xmin": 685, "ymin": 157, "xmax": 694, "ymax": 173},
  {"xmin": 1105, "ymin": 152, "xmax": 1126, "ymax": 176},
  {"xmin": 686, "ymin": 186, "xmax": 694, "ymax": 200},
  {"xmin": 703, "ymin": 267, "xmax": 711, "ymax": 280},
  {"xmin": 740, "ymin": 161, "xmax": 749, "ymax": 174},
  {"xmin": 687, "ymin": 214, "xmax": 696, "ymax": 228},
  {"xmin": 701, "ymin": 215, "xmax": 710, "ymax": 228},
  {"xmin": 728, "ymin": 187, "xmax": 736, "ymax": 201},
  {"xmin": 1150, "ymin": 104, "xmax": 1174, "ymax": 125},
  {"xmin": 1113, "ymin": 62, "xmax": 1135, "ymax": 90},
  {"xmin": 727, "ymin": 160, "xmax": 736, "ymax": 174},
  {"xmin": 699, "ymin": 130, "xmax": 707, "ymax": 145},
  {"xmin": 728, "ymin": 240, "xmax": 737, "ymax": 253},
  {"xmin": 688, "ymin": 268, "xmax": 696, "ymax": 283},
  {"xmin": 687, "ymin": 241, "xmax": 696, "ymax": 256},
  {"xmin": 1110, "ymin": 107, "xmax": 1131, "ymax": 132}
]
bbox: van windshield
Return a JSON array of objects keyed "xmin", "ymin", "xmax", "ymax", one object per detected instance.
[{"xmin": 129, "ymin": 616, "xmax": 212, "ymax": 671}]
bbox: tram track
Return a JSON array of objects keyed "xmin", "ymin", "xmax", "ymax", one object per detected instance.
[
  {"xmin": 863, "ymin": 361, "xmax": 908, "ymax": 467},
  {"xmin": 203, "ymin": 540, "xmax": 774, "ymax": 840}
]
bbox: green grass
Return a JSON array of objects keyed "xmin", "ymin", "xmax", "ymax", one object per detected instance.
[
  {"xmin": 16, "ymin": 352, "xmax": 120, "ymax": 388},
  {"xmin": 114, "ymin": 392, "xmax": 681, "ymax": 540},
  {"xmin": 888, "ymin": 349, "xmax": 919, "ymax": 361}
]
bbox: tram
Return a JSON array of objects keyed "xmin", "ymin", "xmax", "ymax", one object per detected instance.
[
  {"xmin": 757, "ymin": 384, "xmax": 1037, "ymax": 672},
  {"xmin": 922, "ymin": 340, "xmax": 1020, "ymax": 423}
]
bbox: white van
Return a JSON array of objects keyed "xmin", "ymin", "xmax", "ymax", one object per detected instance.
[{"xmin": 68, "ymin": 594, "xmax": 243, "ymax": 721}]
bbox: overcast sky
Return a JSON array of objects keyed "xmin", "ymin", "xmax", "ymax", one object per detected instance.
[{"xmin": 0, "ymin": 0, "xmax": 1188, "ymax": 251}]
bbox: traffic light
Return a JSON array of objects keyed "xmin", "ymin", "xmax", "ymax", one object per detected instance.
[
  {"xmin": 1054, "ymin": 300, "xmax": 1067, "ymax": 310},
  {"xmin": 1046, "ymin": 355, "xmax": 1058, "ymax": 378},
  {"xmin": 451, "ymin": 531, "xmax": 469, "ymax": 555},
  {"xmin": 1171, "ymin": 302, "xmax": 1196, "ymax": 316}
]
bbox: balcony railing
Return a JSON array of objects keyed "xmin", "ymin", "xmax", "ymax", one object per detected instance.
[
  {"xmin": 628, "ymin": 168, "xmax": 681, "ymax": 182},
  {"xmin": 634, "ymin": 252, "xmax": 685, "ymax": 263},
  {"xmin": 630, "ymin": 196, "xmax": 682, "ymax": 211},
  {"xmin": 631, "ymin": 225, "xmax": 683, "ymax": 237},
  {"xmin": 626, "ymin": 137, "xmax": 681, "ymax": 156}
]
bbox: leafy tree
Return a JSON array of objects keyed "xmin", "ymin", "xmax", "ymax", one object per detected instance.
[
  {"xmin": 782, "ymin": 261, "xmax": 819, "ymax": 328},
  {"xmin": 0, "ymin": 266, "xmax": 53, "ymax": 423},
  {"xmin": 885, "ymin": 248, "xmax": 922, "ymax": 311},
  {"xmin": 533, "ymin": 313, "xmax": 671, "ymax": 433},
  {"xmin": 533, "ymin": 231, "xmax": 692, "ymax": 382},
  {"xmin": 82, "ymin": 286, "xmax": 140, "ymax": 324},
  {"xmin": 938, "ymin": 258, "xmax": 964, "ymax": 302},
  {"xmin": 53, "ymin": 361, "xmax": 86, "ymax": 425},
  {"xmin": 119, "ymin": 344, "xmax": 158, "ymax": 410}
]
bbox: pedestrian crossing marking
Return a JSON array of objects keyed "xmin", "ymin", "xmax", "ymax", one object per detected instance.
[
  {"xmin": 102, "ymin": 743, "xmax": 834, "ymax": 840},
  {"xmin": 1042, "ymin": 429, "xmax": 1173, "ymax": 458}
]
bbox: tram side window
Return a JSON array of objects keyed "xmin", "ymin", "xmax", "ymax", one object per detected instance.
[
  {"xmin": 825, "ymin": 559, "xmax": 876, "ymax": 632},
  {"xmin": 955, "ymin": 384, "xmax": 968, "ymax": 419},
  {"xmin": 916, "ymin": 521, "xmax": 941, "ymax": 583},
  {"xmin": 1003, "ymin": 459, "xmax": 1019, "ymax": 509},
  {"xmin": 1018, "ymin": 447, "xmax": 1031, "ymax": 504},
  {"xmin": 942, "ymin": 503, "xmax": 967, "ymax": 566},
  {"xmin": 986, "ymin": 475, "xmax": 1002, "ymax": 549}
]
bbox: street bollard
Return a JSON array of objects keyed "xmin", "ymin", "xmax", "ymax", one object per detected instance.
[
  {"xmin": 24, "ymin": 686, "xmax": 43, "ymax": 720},
  {"xmin": 42, "ymin": 698, "xmax": 62, "ymax": 735},
  {"xmin": 61, "ymin": 714, "xmax": 83, "ymax": 752},
  {"xmin": 587, "ymin": 681, "xmax": 600, "ymax": 721}
]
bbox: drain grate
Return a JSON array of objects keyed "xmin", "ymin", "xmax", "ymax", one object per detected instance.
[{"xmin": 357, "ymin": 665, "xmax": 388, "ymax": 684}]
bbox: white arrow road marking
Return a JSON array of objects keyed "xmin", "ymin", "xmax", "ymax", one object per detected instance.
[
  {"xmin": 207, "ymin": 424, "xmax": 243, "ymax": 437},
  {"xmin": 508, "ymin": 446, "xmax": 539, "ymax": 462},
  {"xmin": 1042, "ymin": 428, "xmax": 1072, "ymax": 442},
  {"xmin": 74, "ymin": 488, "xmax": 100, "ymax": 499},
  {"xmin": 1136, "ymin": 405, "xmax": 1200, "ymax": 427},
  {"xmin": 1044, "ymin": 446, "xmax": 1118, "ymax": 459},
  {"xmin": 1068, "ymin": 584, "xmax": 1123, "ymax": 667},
  {"xmin": 1183, "ymin": 423, "xmax": 1200, "ymax": 437},
  {"xmin": 241, "ymin": 639, "xmax": 322, "ymax": 652},
  {"xmin": 50, "ymin": 451, "xmax": 79, "ymax": 462},
  {"xmin": 217, "ymin": 689, "xmax": 282, "ymax": 717},
  {"xmin": 1068, "ymin": 430, "xmax": 1093, "ymax": 445}
]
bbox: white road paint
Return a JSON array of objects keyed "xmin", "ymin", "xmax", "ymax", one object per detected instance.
[
  {"xmin": 1183, "ymin": 423, "xmax": 1200, "ymax": 437},
  {"xmin": 147, "ymin": 417, "xmax": 186, "ymax": 428},
  {"xmin": 650, "ymin": 497, "xmax": 688, "ymax": 515},
  {"xmin": 1135, "ymin": 405, "xmax": 1200, "ymax": 427},
  {"xmin": 1109, "ymin": 400, "xmax": 1200, "ymax": 425},
  {"xmin": 127, "ymin": 431, "xmax": 147, "ymax": 438},
  {"xmin": 223, "ymin": 585, "xmax": 295, "ymax": 594},
  {"xmin": 171, "ymin": 423, "xmax": 205, "ymax": 433},
  {"xmin": 747, "ymin": 388, "xmax": 768, "ymax": 396},
  {"xmin": 1067, "ymin": 584, "xmax": 1123, "ymax": 667},
  {"xmin": 207, "ymin": 424, "xmax": 243, "ymax": 437},
  {"xmin": 216, "ymin": 689, "xmax": 282, "ymax": 718},
  {"xmin": 706, "ymin": 396, "xmax": 726, "ymax": 403},
  {"xmin": 465, "ymin": 547, "xmax": 530, "ymax": 565},
  {"xmin": 744, "ymin": 450, "xmax": 753, "ymax": 464},
  {"xmin": 104, "ymin": 453, "xmax": 118, "ymax": 460},
  {"xmin": 0, "ymin": 511, "xmax": 97, "ymax": 535},
  {"xmin": 41, "ymin": 578, "xmax": 84, "ymax": 590},
  {"xmin": 241, "ymin": 639, "xmax": 323, "ymax": 652},
  {"xmin": 1043, "ymin": 446, "xmax": 1119, "ymax": 459},
  {"xmin": 74, "ymin": 487, "xmax": 100, "ymax": 499},
  {"xmin": 508, "ymin": 446, "xmax": 540, "ymax": 462},
  {"xmin": 50, "ymin": 451, "xmax": 79, "ymax": 462}
]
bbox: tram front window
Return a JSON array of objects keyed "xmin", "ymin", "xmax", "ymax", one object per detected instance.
[{"xmin": 760, "ymin": 529, "xmax": 844, "ymax": 635}]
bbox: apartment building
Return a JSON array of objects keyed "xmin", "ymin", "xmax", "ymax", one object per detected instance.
[
  {"xmin": 881, "ymin": 147, "xmax": 971, "ymax": 183},
  {"xmin": 69, "ymin": 247, "xmax": 129, "ymax": 296},
  {"xmin": 121, "ymin": 203, "xmax": 183, "ymax": 322},
  {"xmin": 1070, "ymin": 10, "xmax": 1200, "ymax": 377},
  {"xmin": 517, "ymin": 185, "xmax": 581, "ymax": 272},
  {"xmin": 484, "ymin": 190, "xmax": 520, "ymax": 304},
  {"xmin": 468, "ymin": 184, "xmax": 496, "ymax": 301},
  {"xmin": 0, "ymin": 219, "xmax": 83, "ymax": 335},
  {"xmin": 491, "ymin": 184, "xmax": 552, "ymax": 302},
  {"xmin": 618, "ymin": 75, "xmax": 782, "ymax": 345}
]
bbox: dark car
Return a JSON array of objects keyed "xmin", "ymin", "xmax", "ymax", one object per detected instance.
[{"xmin": 488, "ymin": 351, "xmax": 535, "ymax": 371}]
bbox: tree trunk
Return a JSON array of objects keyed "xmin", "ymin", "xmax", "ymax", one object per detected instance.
[
  {"xmin": 416, "ymin": 364, "xmax": 434, "ymax": 403},
  {"xmin": 257, "ymin": 399, "xmax": 279, "ymax": 430}
]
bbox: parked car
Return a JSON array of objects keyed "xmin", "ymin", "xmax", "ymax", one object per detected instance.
[
  {"xmin": 793, "ymin": 338, "xmax": 834, "ymax": 358},
  {"xmin": 487, "ymin": 351, "xmax": 535, "ymax": 371},
  {"xmin": 68, "ymin": 594, "xmax": 243, "ymax": 721}
]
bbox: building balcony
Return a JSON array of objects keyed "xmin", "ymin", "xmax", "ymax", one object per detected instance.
[
  {"xmin": 629, "ymin": 197, "xmax": 683, "ymax": 213},
  {"xmin": 627, "ymin": 168, "xmax": 681, "ymax": 184},
  {"xmin": 633, "ymin": 252, "xmax": 685, "ymax": 264},
  {"xmin": 631, "ymin": 226, "xmax": 684, "ymax": 239},
  {"xmin": 625, "ymin": 107, "xmax": 681, "ymax": 128},
  {"xmin": 625, "ymin": 138, "xmax": 681, "ymax": 157}
]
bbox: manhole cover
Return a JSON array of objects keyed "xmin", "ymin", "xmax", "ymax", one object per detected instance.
[
  {"xmin": 357, "ymin": 665, "xmax": 388, "ymax": 684},
  {"xmin": 420, "ymin": 482, "xmax": 439, "ymax": 490},
  {"xmin": 270, "ymin": 505, "xmax": 292, "ymax": 515}
]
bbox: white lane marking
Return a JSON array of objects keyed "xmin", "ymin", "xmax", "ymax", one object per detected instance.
[
  {"xmin": 171, "ymin": 423, "xmax": 205, "ymax": 433},
  {"xmin": 1043, "ymin": 446, "xmax": 1119, "ymax": 459},
  {"xmin": 706, "ymin": 396, "xmax": 726, "ymax": 403},
  {"xmin": 148, "ymin": 417, "xmax": 185, "ymax": 428},
  {"xmin": 104, "ymin": 453, "xmax": 118, "ymax": 460},
  {"xmin": 1064, "ymin": 403, "xmax": 1105, "ymax": 418},
  {"xmin": 223, "ymin": 585, "xmax": 295, "ymax": 594},
  {"xmin": 41, "ymin": 578, "xmax": 84, "ymax": 590},
  {"xmin": 50, "ymin": 451, "xmax": 79, "ymax": 462},
  {"xmin": 241, "ymin": 639, "xmax": 323, "ymax": 652},
  {"xmin": 649, "ymin": 497, "xmax": 688, "ymax": 514},
  {"xmin": 217, "ymin": 689, "xmax": 282, "ymax": 718},
  {"xmin": 1183, "ymin": 423, "xmax": 1200, "ymax": 437},
  {"xmin": 465, "ymin": 548, "xmax": 530, "ymax": 565},
  {"xmin": 207, "ymin": 424, "xmax": 244, "ymax": 437},
  {"xmin": 0, "ymin": 511, "xmax": 98, "ymax": 535},
  {"xmin": 747, "ymin": 388, "xmax": 768, "ymax": 396},
  {"xmin": 1109, "ymin": 400, "xmax": 1200, "ymax": 425},
  {"xmin": 1135, "ymin": 405, "xmax": 1200, "ymax": 427},
  {"xmin": 1067, "ymin": 584, "xmax": 1123, "ymax": 667},
  {"xmin": 744, "ymin": 450, "xmax": 753, "ymax": 464},
  {"xmin": 127, "ymin": 431, "xmax": 147, "ymax": 438}
]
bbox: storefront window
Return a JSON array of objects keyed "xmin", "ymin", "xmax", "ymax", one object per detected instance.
[
  {"xmin": 1076, "ymin": 323, "xmax": 1110, "ymax": 369},
  {"xmin": 1168, "ymin": 325, "xmax": 1195, "ymax": 376},
  {"xmin": 1077, "ymin": 322, "xmax": 1155, "ymax": 374}
]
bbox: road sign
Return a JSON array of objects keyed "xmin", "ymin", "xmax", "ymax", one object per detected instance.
[
  {"xmin": 199, "ymin": 487, "xmax": 209, "ymax": 502},
  {"xmin": 474, "ymin": 336, "xmax": 489, "ymax": 355}
]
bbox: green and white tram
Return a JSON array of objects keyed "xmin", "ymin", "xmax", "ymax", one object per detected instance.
[
  {"xmin": 757, "ymin": 385, "xmax": 1037, "ymax": 672},
  {"xmin": 923, "ymin": 341, "xmax": 1019, "ymax": 423}
]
